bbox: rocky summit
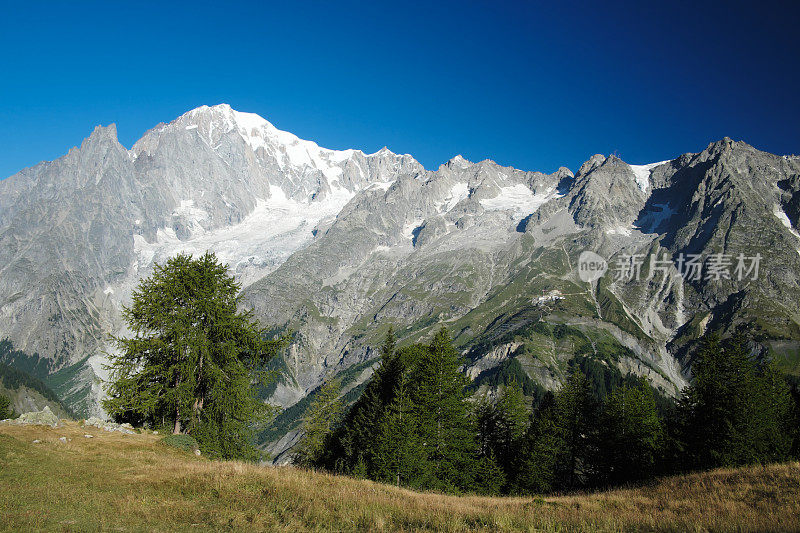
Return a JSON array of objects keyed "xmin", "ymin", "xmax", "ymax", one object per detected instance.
[{"xmin": 1, "ymin": 105, "xmax": 799, "ymax": 459}]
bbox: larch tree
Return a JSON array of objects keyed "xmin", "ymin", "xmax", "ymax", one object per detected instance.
[{"xmin": 103, "ymin": 252, "xmax": 285, "ymax": 460}]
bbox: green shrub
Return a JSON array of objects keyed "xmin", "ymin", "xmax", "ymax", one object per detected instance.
[
  {"xmin": 160, "ymin": 434, "xmax": 200, "ymax": 454},
  {"xmin": 0, "ymin": 394, "xmax": 13, "ymax": 419}
]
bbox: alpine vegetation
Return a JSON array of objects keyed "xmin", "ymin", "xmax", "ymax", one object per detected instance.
[
  {"xmin": 1, "ymin": 105, "xmax": 800, "ymax": 493},
  {"xmin": 103, "ymin": 251, "xmax": 286, "ymax": 459},
  {"xmin": 302, "ymin": 330, "xmax": 799, "ymax": 496}
]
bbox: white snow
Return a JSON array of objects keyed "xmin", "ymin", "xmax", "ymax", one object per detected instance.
[
  {"xmin": 403, "ymin": 219, "xmax": 424, "ymax": 241},
  {"xmin": 127, "ymin": 184, "xmax": 356, "ymax": 294},
  {"xmin": 228, "ymin": 108, "xmax": 355, "ymax": 181},
  {"xmin": 368, "ymin": 181, "xmax": 395, "ymax": 192},
  {"xmin": 773, "ymin": 204, "xmax": 800, "ymax": 240},
  {"xmin": 172, "ymin": 199, "xmax": 209, "ymax": 234},
  {"xmin": 628, "ymin": 160, "xmax": 669, "ymax": 192},
  {"xmin": 103, "ymin": 287, "xmax": 114, "ymax": 295},
  {"xmin": 437, "ymin": 182, "xmax": 470, "ymax": 212},
  {"xmin": 479, "ymin": 184, "xmax": 561, "ymax": 219},
  {"xmin": 328, "ymin": 149, "xmax": 356, "ymax": 163},
  {"xmin": 185, "ymin": 125, "xmax": 198, "ymax": 130},
  {"xmin": 448, "ymin": 155, "xmax": 472, "ymax": 169}
]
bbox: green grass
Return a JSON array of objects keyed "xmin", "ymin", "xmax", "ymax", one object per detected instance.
[{"xmin": 1, "ymin": 421, "xmax": 799, "ymax": 532}]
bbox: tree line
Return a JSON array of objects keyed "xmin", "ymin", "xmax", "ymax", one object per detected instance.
[
  {"xmin": 101, "ymin": 251, "xmax": 799, "ymax": 492},
  {"xmin": 297, "ymin": 328, "xmax": 800, "ymax": 495}
]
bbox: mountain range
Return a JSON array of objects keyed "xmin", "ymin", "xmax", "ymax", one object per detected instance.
[{"xmin": 2, "ymin": 104, "xmax": 799, "ymax": 460}]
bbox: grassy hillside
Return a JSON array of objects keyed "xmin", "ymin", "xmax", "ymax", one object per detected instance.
[{"xmin": 1, "ymin": 422, "xmax": 798, "ymax": 532}]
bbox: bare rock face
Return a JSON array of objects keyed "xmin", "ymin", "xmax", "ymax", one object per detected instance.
[
  {"xmin": 0, "ymin": 105, "xmax": 421, "ymax": 373},
  {"xmin": 2, "ymin": 105, "xmax": 799, "ymax": 459}
]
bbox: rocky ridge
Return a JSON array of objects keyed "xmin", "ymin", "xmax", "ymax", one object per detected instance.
[{"xmin": 1, "ymin": 106, "xmax": 799, "ymax": 461}]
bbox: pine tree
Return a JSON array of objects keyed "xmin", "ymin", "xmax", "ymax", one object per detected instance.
[
  {"xmin": 492, "ymin": 381, "xmax": 528, "ymax": 470},
  {"xmin": 551, "ymin": 369, "xmax": 597, "ymax": 489},
  {"xmin": 371, "ymin": 371, "xmax": 424, "ymax": 487},
  {"xmin": 475, "ymin": 399, "xmax": 496, "ymax": 458},
  {"xmin": 594, "ymin": 377, "xmax": 664, "ymax": 486},
  {"xmin": 677, "ymin": 333, "xmax": 795, "ymax": 469},
  {"xmin": 294, "ymin": 379, "xmax": 343, "ymax": 467},
  {"xmin": 476, "ymin": 381, "xmax": 528, "ymax": 478},
  {"xmin": 510, "ymin": 392, "xmax": 560, "ymax": 494},
  {"xmin": 791, "ymin": 382, "xmax": 800, "ymax": 458},
  {"xmin": 471, "ymin": 454, "xmax": 507, "ymax": 495},
  {"xmin": 103, "ymin": 252, "xmax": 285, "ymax": 460},
  {"xmin": 409, "ymin": 327, "xmax": 478, "ymax": 491},
  {"xmin": 319, "ymin": 329, "xmax": 405, "ymax": 475}
]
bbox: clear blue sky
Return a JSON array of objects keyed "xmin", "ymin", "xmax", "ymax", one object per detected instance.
[{"xmin": 1, "ymin": 0, "xmax": 798, "ymax": 179}]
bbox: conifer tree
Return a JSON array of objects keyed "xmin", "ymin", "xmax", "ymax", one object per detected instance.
[
  {"xmin": 594, "ymin": 377, "xmax": 664, "ymax": 486},
  {"xmin": 476, "ymin": 380, "xmax": 528, "ymax": 477},
  {"xmin": 510, "ymin": 392, "xmax": 560, "ymax": 494},
  {"xmin": 753, "ymin": 361, "xmax": 794, "ymax": 462},
  {"xmin": 371, "ymin": 368, "xmax": 424, "ymax": 487},
  {"xmin": 319, "ymin": 329, "xmax": 404, "ymax": 474},
  {"xmin": 409, "ymin": 327, "xmax": 478, "ymax": 490},
  {"xmin": 677, "ymin": 333, "xmax": 794, "ymax": 469},
  {"xmin": 103, "ymin": 252, "xmax": 284, "ymax": 460},
  {"xmin": 294, "ymin": 379, "xmax": 343, "ymax": 467},
  {"xmin": 492, "ymin": 381, "xmax": 528, "ymax": 470},
  {"xmin": 0, "ymin": 394, "xmax": 13, "ymax": 419},
  {"xmin": 791, "ymin": 382, "xmax": 800, "ymax": 458},
  {"xmin": 552, "ymin": 369, "xmax": 597, "ymax": 489}
]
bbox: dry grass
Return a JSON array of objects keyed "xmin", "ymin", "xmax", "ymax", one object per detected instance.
[{"xmin": 1, "ymin": 421, "xmax": 798, "ymax": 532}]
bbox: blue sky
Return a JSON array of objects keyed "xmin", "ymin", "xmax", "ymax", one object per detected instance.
[{"xmin": 1, "ymin": 0, "xmax": 798, "ymax": 179}]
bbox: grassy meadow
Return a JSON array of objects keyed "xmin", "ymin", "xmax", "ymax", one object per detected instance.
[{"xmin": 0, "ymin": 421, "xmax": 798, "ymax": 532}]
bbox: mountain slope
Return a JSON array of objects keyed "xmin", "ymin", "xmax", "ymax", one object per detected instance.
[
  {"xmin": 0, "ymin": 104, "xmax": 421, "ymax": 415},
  {"xmin": 1, "ymin": 106, "xmax": 799, "ymax": 456}
]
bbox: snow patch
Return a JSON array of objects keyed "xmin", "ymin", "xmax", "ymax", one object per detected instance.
[
  {"xmin": 129, "ymin": 184, "xmax": 356, "ymax": 290},
  {"xmin": 479, "ymin": 184, "xmax": 561, "ymax": 219},
  {"xmin": 368, "ymin": 181, "xmax": 395, "ymax": 192},
  {"xmin": 773, "ymin": 205, "xmax": 800, "ymax": 240},
  {"xmin": 172, "ymin": 199, "xmax": 209, "ymax": 235},
  {"xmin": 437, "ymin": 182, "xmax": 470, "ymax": 212},
  {"xmin": 403, "ymin": 219, "xmax": 424, "ymax": 241},
  {"xmin": 448, "ymin": 155, "xmax": 472, "ymax": 169},
  {"xmin": 229, "ymin": 109, "xmax": 355, "ymax": 181},
  {"xmin": 628, "ymin": 161, "xmax": 669, "ymax": 192}
]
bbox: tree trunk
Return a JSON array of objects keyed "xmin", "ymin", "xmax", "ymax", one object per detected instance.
[
  {"xmin": 192, "ymin": 354, "xmax": 205, "ymax": 422},
  {"xmin": 174, "ymin": 402, "xmax": 182, "ymax": 434}
]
